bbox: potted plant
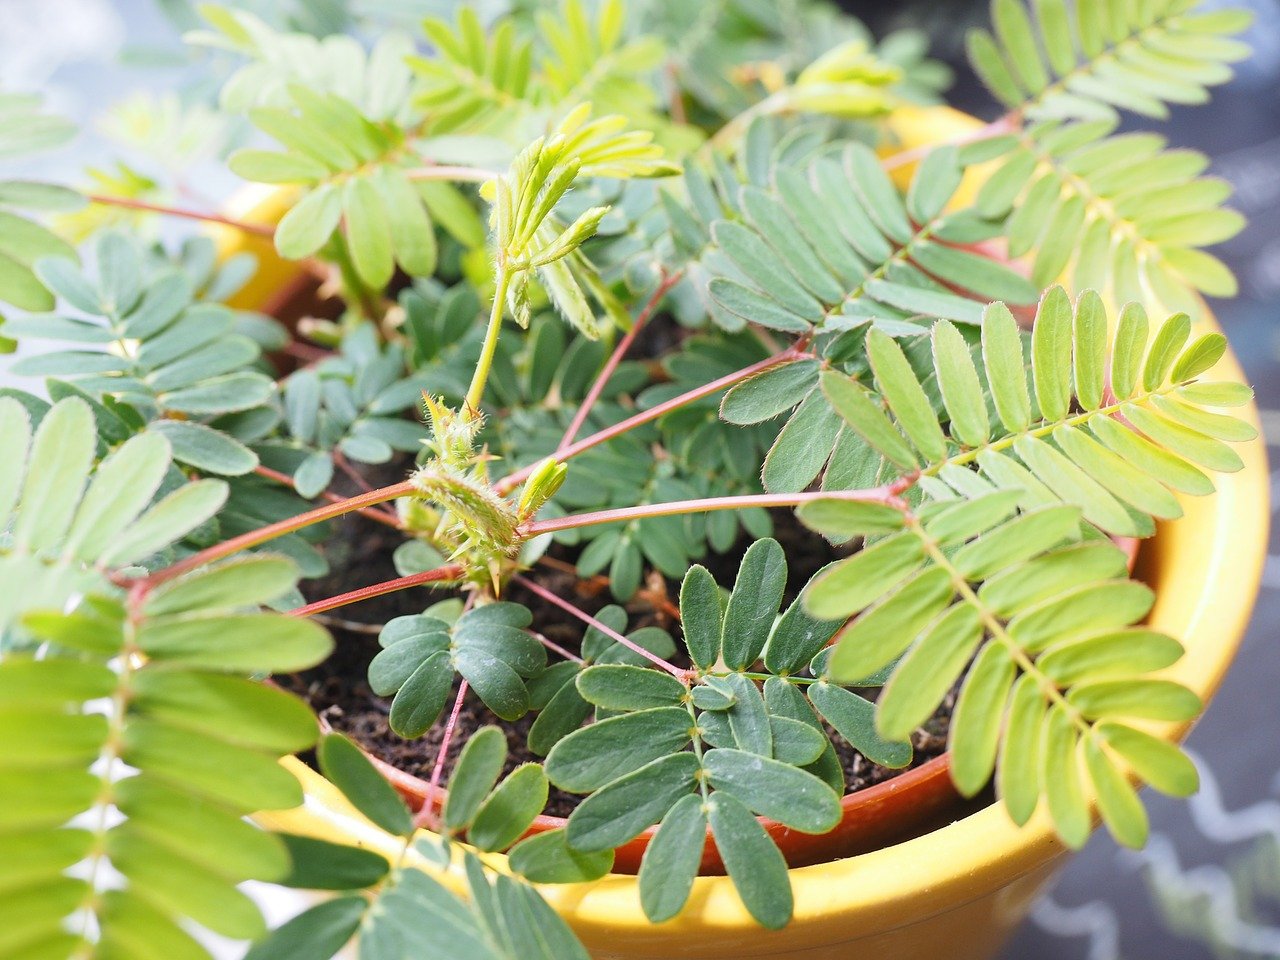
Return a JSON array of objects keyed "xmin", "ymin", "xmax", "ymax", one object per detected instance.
[{"xmin": 0, "ymin": 1, "xmax": 1266, "ymax": 958}]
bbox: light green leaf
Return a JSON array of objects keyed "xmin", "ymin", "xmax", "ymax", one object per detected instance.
[{"xmin": 508, "ymin": 828, "xmax": 613, "ymax": 883}]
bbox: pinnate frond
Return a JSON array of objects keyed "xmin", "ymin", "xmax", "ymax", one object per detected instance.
[
  {"xmin": 191, "ymin": 6, "xmax": 416, "ymax": 118},
  {"xmin": 705, "ymin": 142, "xmax": 1036, "ymax": 334},
  {"xmin": 0, "ymin": 395, "xmax": 333, "ymax": 958},
  {"xmin": 824, "ymin": 286, "xmax": 1255, "ymax": 537},
  {"xmin": 229, "ymin": 81, "xmax": 450, "ymax": 285},
  {"xmin": 6, "ymin": 233, "xmax": 272, "ymax": 477},
  {"xmin": 799, "ymin": 494, "xmax": 1199, "ymax": 850},
  {"xmin": 246, "ymin": 731, "xmax": 586, "ymax": 960},
  {"xmin": 0, "ymin": 396, "xmax": 229, "ymax": 625},
  {"xmin": 977, "ymin": 119, "xmax": 1244, "ymax": 311},
  {"xmin": 967, "ymin": 0, "xmax": 1251, "ymax": 122}
]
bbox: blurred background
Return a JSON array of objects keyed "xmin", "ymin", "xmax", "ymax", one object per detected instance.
[{"xmin": 3, "ymin": 1, "xmax": 1276, "ymax": 956}]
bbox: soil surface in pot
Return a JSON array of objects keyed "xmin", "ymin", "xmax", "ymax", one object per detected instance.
[{"xmin": 279, "ymin": 477, "xmax": 955, "ymax": 817}]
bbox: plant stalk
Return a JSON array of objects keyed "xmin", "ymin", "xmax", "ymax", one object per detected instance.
[
  {"xmin": 253, "ymin": 464, "xmax": 401, "ymax": 528},
  {"xmin": 495, "ymin": 346, "xmax": 811, "ymax": 495},
  {"xmin": 144, "ymin": 481, "xmax": 416, "ymax": 587},
  {"xmin": 522, "ymin": 482, "xmax": 913, "ymax": 538},
  {"xmin": 405, "ymin": 165, "xmax": 502, "ymax": 183},
  {"xmin": 289, "ymin": 565, "xmax": 465, "ymax": 618},
  {"xmin": 85, "ymin": 193, "xmax": 276, "ymax": 237},
  {"xmin": 513, "ymin": 575, "xmax": 690, "ymax": 679},
  {"xmin": 465, "ymin": 266, "xmax": 513, "ymax": 412},
  {"xmin": 555, "ymin": 269, "xmax": 683, "ymax": 453},
  {"xmin": 415, "ymin": 679, "xmax": 470, "ymax": 830}
]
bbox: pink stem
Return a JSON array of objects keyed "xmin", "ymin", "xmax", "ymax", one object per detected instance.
[
  {"xmin": 253, "ymin": 464, "xmax": 402, "ymax": 528},
  {"xmin": 144, "ymin": 481, "xmax": 416, "ymax": 588},
  {"xmin": 288, "ymin": 565, "xmax": 465, "ymax": 618},
  {"xmin": 880, "ymin": 113, "xmax": 1020, "ymax": 172},
  {"xmin": 513, "ymin": 575, "xmax": 689, "ymax": 679},
  {"xmin": 531, "ymin": 630, "xmax": 585, "ymax": 665},
  {"xmin": 332, "ymin": 450, "xmax": 374, "ymax": 493},
  {"xmin": 522, "ymin": 482, "xmax": 914, "ymax": 538},
  {"xmin": 415, "ymin": 679, "xmax": 470, "ymax": 830},
  {"xmin": 404, "ymin": 165, "xmax": 501, "ymax": 183},
  {"xmin": 556, "ymin": 270, "xmax": 684, "ymax": 454},
  {"xmin": 495, "ymin": 347, "xmax": 811, "ymax": 495},
  {"xmin": 85, "ymin": 193, "xmax": 276, "ymax": 237}
]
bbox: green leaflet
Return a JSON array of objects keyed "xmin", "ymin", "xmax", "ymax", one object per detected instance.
[
  {"xmin": 275, "ymin": 835, "xmax": 390, "ymax": 890},
  {"xmin": 638, "ymin": 794, "xmax": 707, "ymax": 923},
  {"xmin": 566, "ymin": 752, "xmax": 701, "ymax": 851},
  {"xmin": 877, "ymin": 604, "xmax": 983, "ymax": 741},
  {"xmin": 576, "ymin": 664, "xmax": 686, "ymax": 711},
  {"xmin": 808, "ymin": 681, "xmax": 912, "ymax": 769},
  {"xmin": 443, "ymin": 726, "xmax": 508, "ymax": 832},
  {"xmin": 708, "ymin": 792, "xmax": 793, "ymax": 930},
  {"xmin": 545, "ymin": 707, "xmax": 693, "ymax": 793},
  {"xmin": 508, "ymin": 828, "xmax": 614, "ymax": 883},
  {"xmin": 721, "ymin": 537, "xmax": 786, "ymax": 669},
  {"xmin": 686, "ymin": 563, "xmax": 727, "ymax": 670},
  {"xmin": 243, "ymin": 896, "xmax": 366, "ymax": 960},
  {"xmin": 948, "ymin": 644, "xmax": 1016, "ymax": 796},
  {"xmin": 317, "ymin": 734, "xmax": 414, "ymax": 837},
  {"xmin": 468, "ymin": 763, "xmax": 549, "ymax": 853},
  {"xmin": 702, "ymin": 748, "xmax": 840, "ymax": 834}
]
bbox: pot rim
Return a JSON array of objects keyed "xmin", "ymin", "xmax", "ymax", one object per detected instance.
[{"xmin": 240, "ymin": 105, "xmax": 1270, "ymax": 953}]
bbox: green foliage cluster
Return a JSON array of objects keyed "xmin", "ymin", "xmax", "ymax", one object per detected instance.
[{"xmin": 0, "ymin": 0, "xmax": 1262, "ymax": 957}]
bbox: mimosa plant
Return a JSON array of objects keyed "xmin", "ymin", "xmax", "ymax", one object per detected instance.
[{"xmin": 0, "ymin": 0, "xmax": 1259, "ymax": 956}]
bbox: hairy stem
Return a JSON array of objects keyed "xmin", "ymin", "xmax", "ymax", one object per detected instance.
[
  {"xmin": 556, "ymin": 269, "xmax": 684, "ymax": 453},
  {"xmin": 495, "ymin": 346, "xmax": 811, "ymax": 495},
  {"xmin": 289, "ymin": 565, "xmax": 465, "ymax": 619},
  {"xmin": 881, "ymin": 113, "xmax": 1019, "ymax": 171},
  {"xmin": 531, "ymin": 630, "xmax": 585, "ymax": 665},
  {"xmin": 144, "ymin": 481, "xmax": 415, "ymax": 587},
  {"xmin": 466, "ymin": 267, "xmax": 513, "ymax": 412},
  {"xmin": 512, "ymin": 575, "xmax": 689, "ymax": 679},
  {"xmin": 522, "ymin": 482, "xmax": 914, "ymax": 538},
  {"xmin": 253, "ymin": 464, "xmax": 401, "ymax": 528},
  {"xmin": 416, "ymin": 679, "xmax": 470, "ymax": 830},
  {"xmin": 85, "ymin": 193, "xmax": 276, "ymax": 238}
]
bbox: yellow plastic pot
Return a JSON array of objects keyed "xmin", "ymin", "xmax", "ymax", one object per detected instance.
[{"xmin": 231, "ymin": 108, "xmax": 1269, "ymax": 960}]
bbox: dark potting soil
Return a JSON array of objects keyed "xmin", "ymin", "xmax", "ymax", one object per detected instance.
[{"xmin": 279, "ymin": 473, "xmax": 956, "ymax": 819}]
